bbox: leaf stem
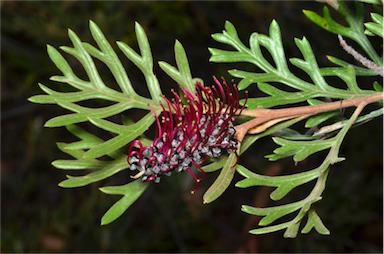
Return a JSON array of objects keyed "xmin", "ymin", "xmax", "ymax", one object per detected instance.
[
  {"xmin": 284, "ymin": 103, "xmax": 367, "ymax": 237},
  {"xmin": 236, "ymin": 92, "xmax": 383, "ymax": 142}
]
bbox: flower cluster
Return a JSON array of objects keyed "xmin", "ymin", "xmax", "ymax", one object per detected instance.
[{"xmin": 127, "ymin": 77, "xmax": 245, "ymax": 192}]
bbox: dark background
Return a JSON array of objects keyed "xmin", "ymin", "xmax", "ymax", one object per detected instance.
[{"xmin": 1, "ymin": 1, "xmax": 382, "ymax": 253}]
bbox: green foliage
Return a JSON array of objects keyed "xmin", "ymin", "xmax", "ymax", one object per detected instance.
[
  {"xmin": 29, "ymin": 0, "xmax": 382, "ymax": 238},
  {"xmin": 210, "ymin": 1, "xmax": 382, "ymax": 237},
  {"xmin": 99, "ymin": 180, "xmax": 148, "ymax": 225},
  {"xmin": 236, "ymin": 102, "xmax": 362, "ymax": 237},
  {"xmin": 209, "ymin": 19, "xmax": 377, "ymax": 110},
  {"xmin": 203, "ymin": 153, "xmax": 237, "ymax": 204},
  {"xmin": 303, "ymin": 1, "xmax": 382, "ymax": 65},
  {"xmin": 29, "ymin": 20, "xmax": 204, "ymax": 225}
]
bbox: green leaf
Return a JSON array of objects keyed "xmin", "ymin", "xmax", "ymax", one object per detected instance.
[
  {"xmin": 203, "ymin": 153, "xmax": 237, "ymax": 204},
  {"xmin": 373, "ymin": 81, "xmax": 383, "ymax": 92},
  {"xmin": 47, "ymin": 45, "xmax": 77, "ymax": 82},
  {"xmin": 249, "ymin": 221, "xmax": 292, "ymax": 235},
  {"xmin": 283, "ymin": 222, "xmax": 301, "ymax": 238},
  {"xmin": 53, "ymin": 159, "xmax": 107, "ymax": 170},
  {"xmin": 301, "ymin": 209, "xmax": 330, "ymax": 235},
  {"xmin": 305, "ymin": 100, "xmax": 339, "ymax": 128},
  {"xmin": 364, "ymin": 13, "xmax": 384, "ymax": 37},
  {"xmin": 87, "ymin": 20, "xmax": 136, "ymax": 96},
  {"xmin": 303, "ymin": 8, "xmax": 349, "ymax": 36},
  {"xmin": 242, "ymin": 200, "xmax": 306, "ymax": 226},
  {"xmin": 244, "ymin": 82, "xmax": 316, "ymax": 108},
  {"xmin": 55, "ymin": 142, "xmax": 86, "ymax": 159},
  {"xmin": 29, "ymin": 20, "xmax": 213, "ymax": 227},
  {"xmin": 305, "ymin": 3, "xmax": 381, "ymax": 64},
  {"xmin": 322, "ymin": 56, "xmax": 379, "ymax": 76},
  {"xmin": 208, "ymin": 4, "xmax": 382, "ymax": 238},
  {"xmin": 236, "ymin": 165, "xmax": 322, "ymax": 201},
  {"xmin": 65, "ymin": 29, "xmax": 106, "ymax": 90},
  {"xmin": 117, "ymin": 22, "xmax": 162, "ymax": 101},
  {"xmin": 100, "ymin": 180, "xmax": 147, "ymax": 195},
  {"xmin": 357, "ymin": 0, "xmax": 381, "ymax": 4},
  {"xmin": 100, "ymin": 180, "xmax": 148, "ymax": 225},
  {"xmin": 64, "ymin": 125, "xmax": 105, "ymax": 150},
  {"xmin": 335, "ymin": 66, "xmax": 364, "ymax": 94},
  {"xmin": 211, "ymin": 19, "xmax": 374, "ymax": 111},
  {"xmin": 159, "ymin": 40, "xmax": 198, "ymax": 92},
  {"xmin": 275, "ymin": 128, "xmax": 317, "ymax": 141},
  {"xmin": 291, "ymin": 37, "xmax": 329, "ymax": 90},
  {"xmin": 84, "ymin": 113, "xmax": 155, "ymax": 159},
  {"xmin": 58, "ymin": 157, "xmax": 127, "ymax": 188},
  {"xmin": 174, "ymin": 40, "xmax": 192, "ymax": 86},
  {"xmin": 44, "ymin": 101, "xmax": 133, "ymax": 127},
  {"xmin": 266, "ymin": 137, "xmax": 334, "ymax": 162},
  {"xmin": 242, "ymin": 105, "xmax": 366, "ymax": 237},
  {"xmin": 30, "ymin": 3, "xmax": 383, "ymax": 235},
  {"xmin": 202, "ymin": 156, "xmax": 228, "ymax": 173}
]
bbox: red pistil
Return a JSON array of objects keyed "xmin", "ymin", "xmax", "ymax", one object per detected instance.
[{"xmin": 128, "ymin": 76, "xmax": 246, "ymax": 193}]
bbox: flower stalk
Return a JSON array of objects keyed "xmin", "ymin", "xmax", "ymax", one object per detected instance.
[{"xmin": 236, "ymin": 92, "xmax": 383, "ymax": 142}]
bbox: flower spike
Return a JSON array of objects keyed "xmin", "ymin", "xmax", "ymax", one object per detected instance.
[{"xmin": 127, "ymin": 77, "xmax": 246, "ymax": 192}]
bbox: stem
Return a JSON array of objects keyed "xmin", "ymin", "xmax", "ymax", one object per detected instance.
[
  {"xmin": 236, "ymin": 93, "xmax": 383, "ymax": 142},
  {"xmin": 338, "ymin": 35, "xmax": 383, "ymax": 76}
]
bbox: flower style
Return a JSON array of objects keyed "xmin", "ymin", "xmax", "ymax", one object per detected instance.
[{"xmin": 127, "ymin": 77, "xmax": 246, "ymax": 192}]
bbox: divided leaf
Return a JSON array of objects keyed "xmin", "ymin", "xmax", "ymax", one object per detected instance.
[
  {"xmin": 29, "ymin": 0, "xmax": 383, "ymax": 236},
  {"xmin": 301, "ymin": 209, "xmax": 330, "ymax": 235},
  {"xmin": 242, "ymin": 200, "xmax": 306, "ymax": 226},
  {"xmin": 29, "ymin": 21, "xmax": 204, "ymax": 224},
  {"xmin": 99, "ymin": 180, "xmax": 148, "ymax": 225},
  {"xmin": 159, "ymin": 40, "xmax": 202, "ymax": 92},
  {"xmin": 266, "ymin": 137, "xmax": 335, "ymax": 162},
  {"xmin": 210, "ymin": 19, "xmax": 375, "ymax": 110},
  {"xmin": 236, "ymin": 165, "xmax": 322, "ymax": 201},
  {"xmin": 364, "ymin": 13, "xmax": 384, "ymax": 37}
]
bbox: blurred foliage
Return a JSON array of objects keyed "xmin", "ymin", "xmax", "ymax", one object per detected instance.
[{"xmin": 1, "ymin": 1, "xmax": 382, "ymax": 252}]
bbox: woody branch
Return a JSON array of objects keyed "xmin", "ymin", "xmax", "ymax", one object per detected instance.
[{"xmin": 235, "ymin": 93, "xmax": 383, "ymax": 142}]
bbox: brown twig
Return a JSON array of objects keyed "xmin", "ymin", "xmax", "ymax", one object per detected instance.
[
  {"xmin": 235, "ymin": 93, "xmax": 383, "ymax": 142},
  {"xmin": 338, "ymin": 35, "xmax": 384, "ymax": 77}
]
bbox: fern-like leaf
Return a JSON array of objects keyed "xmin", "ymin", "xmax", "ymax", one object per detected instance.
[
  {"xmin": 210, "ymin": 1, "xmax": 382, "ymax": 237},
  {"xmin": 28, "ymin": 20, "xmax": 206, "ymax": 224}
]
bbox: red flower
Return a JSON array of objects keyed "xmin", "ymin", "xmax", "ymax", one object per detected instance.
[{"xmin": 128, "ymin": 77, "xmax": 246, "ymax": 193}]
